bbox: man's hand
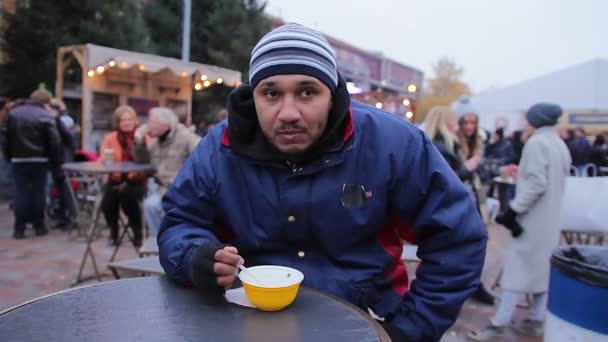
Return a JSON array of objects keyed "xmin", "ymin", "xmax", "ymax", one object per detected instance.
[
  {"xmin": 134, "ymin": 124, "xmax": 149, "ymax": 144},
  {"xmin": 495, "ymin": 206, "xmax": 524, "ymax": 237},
  {"xmin": 214, "ymin": 246, "xmax": 243, "ymax": 289},
  {"xmin": 190, "ymin": 242, "xmax": 243, "ymax": 294}
]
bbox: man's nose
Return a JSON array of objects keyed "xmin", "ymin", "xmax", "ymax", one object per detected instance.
[{"xmin": 276, "ymin": 96, "xmax": 301, "ymax": 122}]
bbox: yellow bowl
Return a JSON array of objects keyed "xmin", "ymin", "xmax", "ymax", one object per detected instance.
[{"xmin": 238, "ymin": 265, "xmax": 304, "ymax": 311}]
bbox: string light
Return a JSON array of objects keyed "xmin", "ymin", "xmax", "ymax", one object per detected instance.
[
  {"xmin": 203, "ymin": 80, "xmax": 211, "ymax": 87},
  {"xmin": 407, "ymin": 84, "xmax": 417, "ymax": 93},
  {"xmin": 402, "ymin": 99, "xmax": 410, "ymax": 106},
  {"xmin": 406, "ymin": 111, "xmax": 413, "ymax": 119},
  {"xmin": 120, "ymin": 62, "xmax": 129, "ymax": 68},
  {"xmin": 216, "ymin": 78, "xmax": 223, "ymax": 84},
  {"xmin": 109, "ymin": 60, "xmax": 116, "ymax": 67},
  {"xmin": 96, "ymin": 66, "xmax": 105, "ymax": 73},
  {"xmin": 180, "ymin": 72, "xmax": 188, "ymax": 77},
  {"xmin": 194, "ymin": 83, "xmax": 203, "ymax": 91},
  {"xmin": 138, "ymin": 64, "xmax": 145, "ymax": 71},
  {"xmin": 200, "ymin": 75, "xmax": 208, "ymax": 81},
  {"xmin": 87, "ymin": 70, "xmax": 95, "ymax": 77},
  {"xmin": 375, "ymin": 102, "xmax": 383, "ymax": 109}
]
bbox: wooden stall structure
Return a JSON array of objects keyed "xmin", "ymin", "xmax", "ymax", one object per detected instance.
[{"xmin": 56, "ymin": 44, "xmax": 241, "ymax": 150}]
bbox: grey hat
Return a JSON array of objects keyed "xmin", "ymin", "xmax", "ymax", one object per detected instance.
[
  {"xmin": 526, "ymin": 103, "xmax": 563, "ymax": 128},
  {"xmin": 249, "ymin": 23, "xmax": 338, "ymax": 92},
  {"xmin": 451, "ymin": 95, "xmax": 479, "ymax": 118}
]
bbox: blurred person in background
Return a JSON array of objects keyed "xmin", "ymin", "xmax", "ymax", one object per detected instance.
[
  {"xmin": 469, "ymin": 103, "xmax": 571, "ymax": 340},
  {"xmin": 0, "ymin": 89, "xmax": 62, "ymax": 239},
  {"xmin": 590, "ymin": 133, "xmax": 607, "ymax": 168},
  {"xmin": 452, "ymin": 96, "xmax": 496, "ymax": 306},
  {"xmin": 99, "ymin": 105, "xmax": 148, "ymax": 247},
  {"xmin": 134, "ymin": 107, "xmax": 200, "ymax": 237}
]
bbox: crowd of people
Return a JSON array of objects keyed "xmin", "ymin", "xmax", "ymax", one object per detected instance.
[{"xmin": 1, "ymin": 22, "xmax": 607, "ymax": 342}]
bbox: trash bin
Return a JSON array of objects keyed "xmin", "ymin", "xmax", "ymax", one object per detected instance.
[{"xmin": 545, "ymin": 246, "xmax": 608, "ymax": 342}]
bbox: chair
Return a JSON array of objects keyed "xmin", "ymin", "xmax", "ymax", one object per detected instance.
[
  {"xmin": 139, "ymin": 236, "xmax": 159, "ymax": 257},
  {"xmin": 107, "ymin": 256, "xmax": 165, "ymax": 279}
]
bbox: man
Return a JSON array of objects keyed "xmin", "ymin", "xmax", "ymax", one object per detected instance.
[
  {"xmin": 0, "ymin": 89, "xmax": 62, "ymax": 239},
  {"xmin": 159, "ymin": 23, "xmax": 486, "ymax": 341},
  {"xmin": 134, "ymin": 107, "xmax": 200, "ymax": 236},
  {"xmin": 469, "ymin": 103, "xmax": 571, "ymax": 341},
  {"xmin": 48, "ymin": 98, "xmax": 76, "ymax": 229}
]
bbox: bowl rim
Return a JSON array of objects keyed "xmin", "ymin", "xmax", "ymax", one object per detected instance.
[{"xmin": 238, "ymin": 265, "xmax": 304, "ymax": 288}]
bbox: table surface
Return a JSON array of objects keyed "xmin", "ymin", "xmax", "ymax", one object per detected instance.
[
  {"xmin": 63, "ymin": 161, "xmax": 154, "ymax": 174},
  {"xmin": 0, "ymin": 277, "xmax": 389, "ymax": 342}
]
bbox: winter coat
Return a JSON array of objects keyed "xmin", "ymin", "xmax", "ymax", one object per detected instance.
[
  {"xmin": 0, "ymin": 100, "xmax": 62, "ymax": 170},
  {"xmin": 134, "ymin": 124, "xmax": 200, "ymax": 195},
  {"xmin": 159, "ymin": 97, "xmax": 487, "ymax": 341},
  {"xmin": 502, "ymin": 127, "xmax": 571, "ymax": 293}
]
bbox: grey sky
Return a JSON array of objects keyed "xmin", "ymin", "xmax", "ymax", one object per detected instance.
[{"xmin": 265, "ymin": 0, "xmax": 607, "ymax": 93}]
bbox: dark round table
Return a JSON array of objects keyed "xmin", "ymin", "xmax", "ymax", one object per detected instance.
[{"xmin": 0, "ymin": 277, "xmax": 390, "ymax": 342}]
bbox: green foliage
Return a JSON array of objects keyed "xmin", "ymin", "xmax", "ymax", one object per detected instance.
[
  {"xmin": 143, "ymin": 0, "xmax": 270, "ymax": 74},
  {"xmin": 0, "ymin": 0, "xmax": 148, "ymax": 98}
]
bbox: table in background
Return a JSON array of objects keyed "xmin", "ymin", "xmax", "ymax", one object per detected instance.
[
  {"xmin": 0, "ymin": 277, "xmax": 390, "ymax": 342},
  {"xmin": 62, "ymin": 161, "xmax": 155, "ymax": 285}
]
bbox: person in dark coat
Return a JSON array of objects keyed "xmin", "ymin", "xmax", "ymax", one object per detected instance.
[{"xmin": 0, "ymin": 89, "xmax": 62, "ymax": 239}]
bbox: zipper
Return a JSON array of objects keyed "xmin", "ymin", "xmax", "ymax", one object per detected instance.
[{"xmin": 286, "ymin": 161, "xmax": 298, "ymax": 173}]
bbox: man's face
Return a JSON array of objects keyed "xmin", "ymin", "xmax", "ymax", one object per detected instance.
[
  {"xmin": 147, "ymin": 112, "xmax": 170, "ymax": 137},
  {"xmin": 253, "ymin": 74, "xmax": 332, "ymax": 155},
  {"xmin": 460, "ymin": 114, "xmax": 478, "ymax": 137}
]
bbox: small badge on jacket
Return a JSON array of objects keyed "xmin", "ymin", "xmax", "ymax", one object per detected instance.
[{"xmin": 340, "ymin": 184, "xmax": 372, "ymax": 208}]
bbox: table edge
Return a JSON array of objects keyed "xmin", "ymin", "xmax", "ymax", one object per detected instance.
[{"xmin": 304, "ymin": 287, "xmax": 392, "ymax": 342}]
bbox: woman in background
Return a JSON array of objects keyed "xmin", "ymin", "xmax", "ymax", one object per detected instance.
[{"xmin": 99, "ymin": 105, "xmax": 148, "ymax": 247}]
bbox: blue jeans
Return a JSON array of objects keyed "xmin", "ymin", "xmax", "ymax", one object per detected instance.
[
  {"xmin": 12, "ymin": 162, "xmax": 48, "ymax": 229},
  {"xmin": 143, "ymin": 192, "xmax": 163, "ymax": 236}
]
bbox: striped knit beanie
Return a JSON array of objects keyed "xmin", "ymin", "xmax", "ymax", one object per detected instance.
[{"xmin": 249, "ymin": 23, "xmax": 338, "ymax": 92}]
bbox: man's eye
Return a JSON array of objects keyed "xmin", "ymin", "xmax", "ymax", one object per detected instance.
[
  {"xmin": 301, "ymin": 89, "xmax": 315, "ymax": 97},
  {"xmin": 264, "ymin": 90, "xmax": 277, "ymax": 99}
]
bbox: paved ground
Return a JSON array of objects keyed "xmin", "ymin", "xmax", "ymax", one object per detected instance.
[{"xmin": 0, "ymin": 200, "xmax": 541, "ymax": 341}]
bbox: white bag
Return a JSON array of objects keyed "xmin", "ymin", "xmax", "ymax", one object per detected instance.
[{"xmin": 560, "ymin": 176, "xmax": 608, "ymax": 232}]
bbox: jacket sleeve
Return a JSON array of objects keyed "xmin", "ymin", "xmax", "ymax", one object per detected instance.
[
  {"xmin": 389, "ymin": 131, "xmax": 487, "ymax": 341},
  {"xmin": 46, "ymin": 118, "xmax": 64, "ymax": 170},
  {"xmin": 158, "ymin": 138, "xmax": 221, "ymax": 284},
  {"xmin": 509, "ymin": 139, "xmax": 548, "ymax": 214},
  {"xmin": 55, "ymin": 117, "xmax": 74, "ymax": 151},
  {"xmin": 0, "ymin": 115, "xmax": 10, "ymax": 160}
]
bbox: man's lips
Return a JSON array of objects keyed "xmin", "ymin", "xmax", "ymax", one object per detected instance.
[{"xmin": 276, "ymin": 130, "xmax": 306, "ymax": 142}]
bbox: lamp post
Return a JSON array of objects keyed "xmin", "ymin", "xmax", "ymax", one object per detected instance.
[{"xmin": 182, "ymin": 0, "xmax": 191, "ymax": 61}]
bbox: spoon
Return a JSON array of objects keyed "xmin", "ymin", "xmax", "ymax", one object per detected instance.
[{"xmin": 238, "ymin": 264, "xmax": 267, "ymax": 286}]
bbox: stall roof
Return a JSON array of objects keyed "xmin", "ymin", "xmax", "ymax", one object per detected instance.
[{"xmin": 85, "ymin": 44, "xmax": 242, "ymax": 85}]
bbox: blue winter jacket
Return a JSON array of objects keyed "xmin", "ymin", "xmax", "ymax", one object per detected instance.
[{"xmin": 159, "ymin": 100, "xmax": 487, "ymax": 341}]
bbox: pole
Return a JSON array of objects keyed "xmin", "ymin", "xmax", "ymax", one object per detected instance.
[{"xmin": 182, "ymin": 0, "xmax": 191, "ymax": 62}]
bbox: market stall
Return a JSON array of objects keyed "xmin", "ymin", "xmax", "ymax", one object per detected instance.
[{"xmin": 55, "ymin": 44, "xmax": 241, "ymax": 150}]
